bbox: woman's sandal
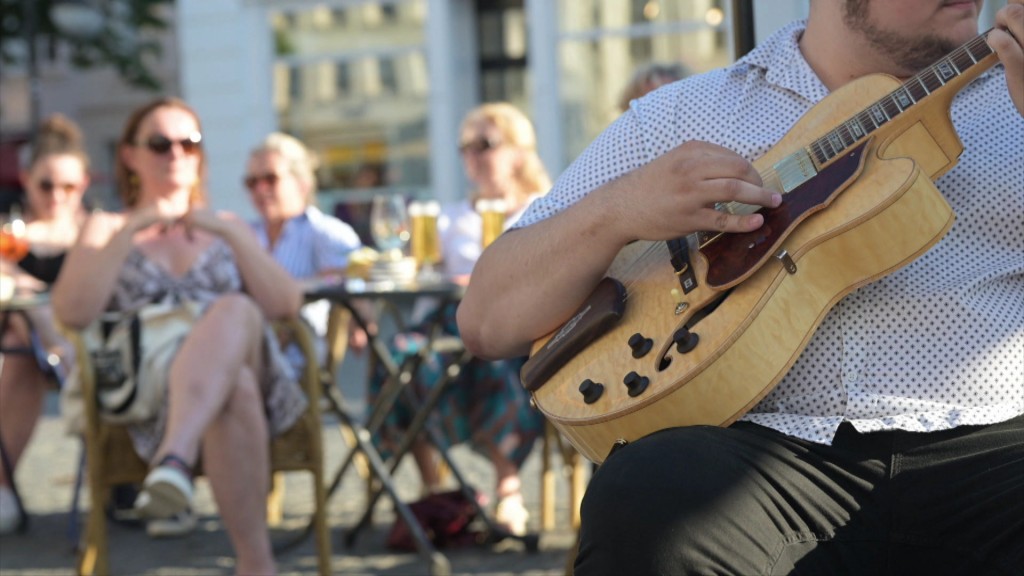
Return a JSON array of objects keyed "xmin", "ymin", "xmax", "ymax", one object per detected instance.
[
  {"xmin": 134, "ymin": 454, "xmax": 194, "ymax": 519},
  {"xmin": 494, "ymin": 493, "xmax": 529, "ymax": 536}
]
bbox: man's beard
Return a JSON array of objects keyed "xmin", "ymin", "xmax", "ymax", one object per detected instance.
[{"xmin": 843, "ymin": 0, "xmax": 959, "ymax": 73}]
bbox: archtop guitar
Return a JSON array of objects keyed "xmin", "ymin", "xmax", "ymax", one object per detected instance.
[{"xmin": 522, "ymin": 31, "xmax": 1000, "ymax": 464}]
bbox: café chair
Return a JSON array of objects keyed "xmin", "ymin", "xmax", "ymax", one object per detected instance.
[
  {"xmin": 67, "ymin": 318, "xmax": 331, "ymax": 576},
  {"xmin": 539, "ymin": 420, "xmax": 589, "ymax": 532}
]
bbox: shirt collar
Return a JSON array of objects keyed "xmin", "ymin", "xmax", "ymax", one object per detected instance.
[
  {"xmin": 736, "ymin": 20, "xmax": 1001, "ymax": 103},
  {"xmin": 735, "ymin": 20, "xmax": 830, "ymax": 104}
]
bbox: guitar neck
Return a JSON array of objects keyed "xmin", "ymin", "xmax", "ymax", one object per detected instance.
[
  {"xmin": 713, "ymin": 29, "xmax": 999, "ymax": 223},
  {"xmin": 809, "ymin": 30, "xmax": 998, "ymax": 166}
]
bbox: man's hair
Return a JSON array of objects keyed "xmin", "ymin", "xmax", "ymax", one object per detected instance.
[{"xmin": 618, "ymin": 62, "xmax": 690, "ymax": 112}]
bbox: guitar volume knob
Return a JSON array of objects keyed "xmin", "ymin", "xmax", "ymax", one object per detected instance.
[
  {"xmin": 673, "ymin": 327, "xmax": 700, "ymax": 354},
  {"xmin": 623, "ymin": 371, "xmax": 650, "ymax": 397},
  {"xmin": 627, "ymin": 333, "xmax": 653, "ymax": 358},
  {"xmin": 578, "ymin": 379, "xmax": 605, "ymax": 404}
]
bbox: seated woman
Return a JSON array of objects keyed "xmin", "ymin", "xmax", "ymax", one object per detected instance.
[
  {"xmin": 370, "ymin": 102, "xmax": 549, "ymax": 536},
  {"xmin": 244, "ymin": 131, "xmax": 366, "ymax": 369},
  {"xmin": 0, "ymin": 114, "xmax": 90, "ymax": 535},
  {"xmin": 52, "ymin": 97, "xmax": 306, "ymax": 575}
]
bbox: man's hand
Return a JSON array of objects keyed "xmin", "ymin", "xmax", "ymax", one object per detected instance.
[
  {"xmin": 599, "ymin": 140, "xmax": 781, "ymax": 246},
  {"xmin": 990, "ymin": 0, "xmax": 1024, "ymax": 117}
]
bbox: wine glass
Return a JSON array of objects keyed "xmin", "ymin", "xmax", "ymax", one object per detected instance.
[{"xmin": 370, "ymin": 194, "xmax": 411, "ymax": 261}]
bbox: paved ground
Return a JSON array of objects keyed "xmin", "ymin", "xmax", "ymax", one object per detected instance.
[{"xmin": 0, "ymin": 356, "xmax": 586, "ymax": 576}]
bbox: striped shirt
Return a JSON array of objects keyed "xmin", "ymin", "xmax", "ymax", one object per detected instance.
[
  {"xmin": 250, "ymin": 206, "xmax": 362, "ymax": 281},
  {"xmin": 514, "ymin": 21, "xmax": 1024, "ymax": 445},
  {"xmin": 251, "ymin": 206, "xmax": 361, "ymax": 343}
]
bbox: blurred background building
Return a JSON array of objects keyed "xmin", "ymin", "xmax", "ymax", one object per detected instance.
[{"xmin": 0, "ymin": 0, "xmax": 1009, "ymax": 221}]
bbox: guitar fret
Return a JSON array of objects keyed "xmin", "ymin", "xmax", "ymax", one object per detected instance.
[
  {"xmin": 870, "ymin": 103, "xmax": 889, "ymax": 125},
  {"xmin": 966, "ymin": 36, "xmax": 993, "ymax": 61},
  {"xmin": 811, "ymin": 141, "xmax": 828, "ymax": 164},
  {"xmin": 936, "ymin": 60, "xmax": 957, "ymax": 81},
  {"xmin": 894, "ymin": 87, "xmax": 913, "ymax": 110},
  {"xmin": 921, "ymin": 69, "xmax": 942, "ymax": 93},
  {"xmin": 881, "ymin": 96, "xmax": 901, "ymax": 119},
  {"xmin": 860, "ymin": 110, "xmax": 879, "ymax": 131},
  {"xmin": 848, "ymin": 117, "xmax": 867, "ymax": 139},
  {"xmin": 837, "ymin": 126, "xmax": 854, "ymax": 148},
  {"xmin": 822, "ymin": 135, "xmax": 838, "ymax": 158},
  {"xmin": 913, "ymin": 76, "xmax": 930, "ymax": 100},
  {"xmin": 827, "ymin": 131, "xmax": 843, "ymax": 153},
  {"xmin": 809, "ymin": 31, "xmax": 994, "ymax": 170},
  {"xmin": 951, "ymin": 50, "xmax": 974, "ymax": 74}
]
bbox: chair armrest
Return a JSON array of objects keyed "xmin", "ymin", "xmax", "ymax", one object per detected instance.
[
  {"xmin": 273, "ymin": 318, "xmax": 322, "ymax": 408},
  {"xmin": 59, "ymin": 323, "xmax": 102, "ymax": 434}
]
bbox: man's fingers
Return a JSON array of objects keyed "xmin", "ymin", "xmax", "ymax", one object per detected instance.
[{"xmin": 697, "ymin": 206, "xmax": 765, "ymax": 233}]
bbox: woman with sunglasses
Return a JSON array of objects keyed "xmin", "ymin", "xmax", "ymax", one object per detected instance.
[
  {"xmin": 244, "ymin": 131, "xmax": 366, "ymax": 369},
  {"xmin": 52, "ymin": 97, "xmax": 306, "ymax": 574},
  {"xmin": 0, "ymin": 114, "xmax": 90, "ymax": 535},
  {"xmin": 369, "ymin": 102, "xmax": 550, "ymax": 536}
]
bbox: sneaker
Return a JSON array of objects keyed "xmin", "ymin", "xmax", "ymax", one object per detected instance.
[
  {"xmin": 494, "ymin": 493, "xmax": 529, "ymax": 537},
  {"xmin": 0, "ymin": 486, "xmax": 21, "ymax": 535},
  {"xmin": 134, "ymin": 463, "xmax": 194, "ymax": 520},
  {"xmin": 146, "ymin": 508, "xmax": 197, "ymax": 538}
]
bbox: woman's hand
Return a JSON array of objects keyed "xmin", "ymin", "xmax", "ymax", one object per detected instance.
[{"xmin": 179, "ymin": 206, "xmax": 231, "ymax": 238}]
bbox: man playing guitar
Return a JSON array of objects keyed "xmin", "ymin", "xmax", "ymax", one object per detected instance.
[{"xmin": 459, "ymin": 1, "xmax": 1024, "ymax": 574}]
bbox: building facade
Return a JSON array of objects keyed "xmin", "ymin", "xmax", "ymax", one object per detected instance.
[{"xmin": 1, "ymin": 0, "xmax": 1008, "ymax": 220}]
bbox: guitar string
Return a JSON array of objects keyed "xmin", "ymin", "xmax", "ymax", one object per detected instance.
[
  {"xmin": 613, "ymin": 33, "xmax": 990, "ymax": 303},
  {"xmin": 564, "ymin": 35, "xmax": 994, "ymax": 395}
]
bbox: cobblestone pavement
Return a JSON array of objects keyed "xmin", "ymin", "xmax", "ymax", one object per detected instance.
[{"xmin": 0, "ymin": 382, "xmax": 585, "ymax": 576}]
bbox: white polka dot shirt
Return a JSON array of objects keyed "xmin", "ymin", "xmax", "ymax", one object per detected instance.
[{"xmin": 515, "ymin": 21, "xmax": 1024, "ymax": 444}]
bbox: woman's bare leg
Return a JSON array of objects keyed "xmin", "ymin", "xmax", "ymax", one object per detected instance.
[
  {"xmin": 0, "ymin": 316, "xmax": 48, "ymax": 488},
  {"xmin": 202, "ymin": 365, "xmax": 275, "ymax": 575},
  {"xmin": 155, "ymin": 294, "xmax": 263, "ymax": 467},
  {"xmin": 157, "ymin": 294, "xmax": 275, "ymax": 573}
]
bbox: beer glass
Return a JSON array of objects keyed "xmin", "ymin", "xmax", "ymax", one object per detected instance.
[
  {"xmin": 476, "ymin": 198, "xmax": 507, "ymax": 249},
  {"xmin": 409, "ymin": 199, "xmax": 441, "ymax": 269}
]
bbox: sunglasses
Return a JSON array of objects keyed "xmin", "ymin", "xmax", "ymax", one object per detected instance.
[
  {"xmin": 458, "ymin": 136, "xmax": 504, "ymax": 154},
  {"xmin": 139, "ymin": 133, "xmax": 203, "ymax": 155},
  {"xmin": 37, "ymin": 179, "xmax": 80, "ymax": 194},
  {"xmin": 244, "ymin": 172, "xmax": 281, "ymax": 191}
]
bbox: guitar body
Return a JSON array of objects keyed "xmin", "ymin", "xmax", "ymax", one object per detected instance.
[{"xmin": 530, "ymin": 71, "xmax": 967, "ymax": 464}]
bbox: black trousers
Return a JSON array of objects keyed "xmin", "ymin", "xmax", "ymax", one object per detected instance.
[{"xmin": 574, "ymin": 415, "xmax": 1024, "ymax": 576}]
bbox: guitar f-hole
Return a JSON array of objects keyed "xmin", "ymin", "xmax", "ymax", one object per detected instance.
[{"xmin": 655, "ymin": 289, "xmax": 732, "ymax": 372}]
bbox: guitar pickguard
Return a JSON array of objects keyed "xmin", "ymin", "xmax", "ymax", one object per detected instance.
[{"xmin": 700, "ymin": 141, "xmax": 869, "ymax": 290}]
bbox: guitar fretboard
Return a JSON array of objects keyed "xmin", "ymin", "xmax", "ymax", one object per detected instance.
[{"xmin": 810, "ymin": 31, "xmax": 995, "ymax": 165}]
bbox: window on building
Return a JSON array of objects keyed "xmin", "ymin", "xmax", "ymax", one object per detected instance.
[{"xmin": 270, "ymin": 0, "xmax": 430, "ymax": 227}]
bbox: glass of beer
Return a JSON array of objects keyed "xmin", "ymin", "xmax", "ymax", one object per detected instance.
[
  {"xmin": 409, "ymin": 199, "xmax": 441, "ymax": 271},
  {"xmin": 476, "ymin": 198, "xmax": 507, "ymax": 249}
]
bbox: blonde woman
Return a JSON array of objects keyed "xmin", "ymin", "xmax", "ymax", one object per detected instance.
[
  {"xmin": 53, "ymin": 97, "xmax": 305, "ymax": 574},
  {"xmin": 0, "ymin": 114, "xmax": 89, "ymax": 534},
  {"xmin": 244, "ymin": 132, "xmax": 364, "ymax": 365},
  {"xmin": 370, "ymin": 102, "xmax": 550, "ymax": 536}
]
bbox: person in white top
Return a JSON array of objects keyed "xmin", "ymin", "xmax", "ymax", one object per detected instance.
[
  {"xmin": 458, "ymin": 1, "xmax": 1024, "ymax": 574},
  {"xmin": 371, "ymin": 103, "xmax": 551, "ymax": 536}
]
